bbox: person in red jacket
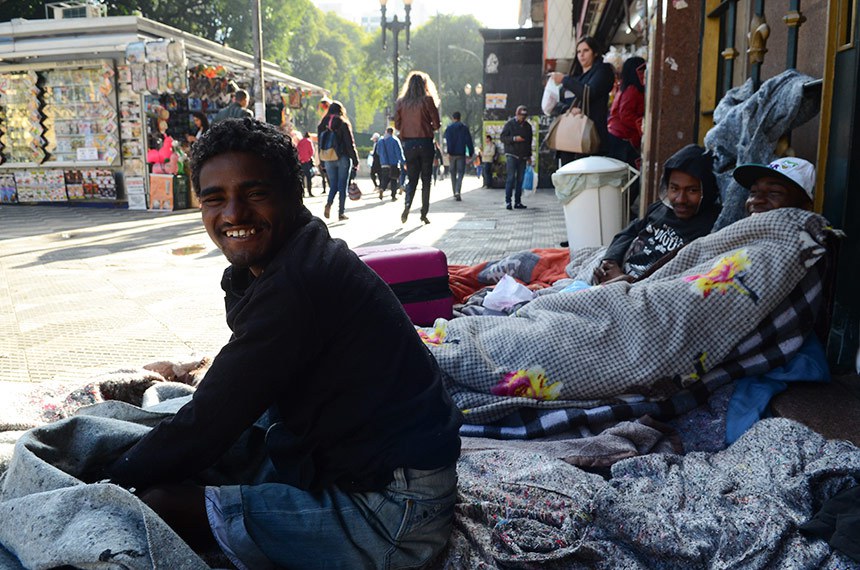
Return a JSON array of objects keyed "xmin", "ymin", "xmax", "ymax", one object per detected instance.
[
  {"xmin": 296, "ymin": 132, "xmax": 315, "ymax": 198},
  {"xmin": 606, "ymin": 56, "xmax": 646, "ymax": 170}
]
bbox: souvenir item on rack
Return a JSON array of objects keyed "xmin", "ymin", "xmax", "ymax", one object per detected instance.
[
  {"xmin": 145, "ymin": 64, "xmax": 159, "ymax": 93},
  {"xmin": 0, "ymin": 174, "xmax": 17, "ymax": 203},
  {"xmin": 15, "ymin": 169, "xmax": 67, "ymax": 202},
  {"xmin": 125, "ymin": 41, "xmax": 146, "ymax": 65},
  {"xmin": 145, "ymin": 39, "xmax": 169, "ymax": 63},
  {"xmin": 130, "ymin": 64, "xmax": 146, "ymax": 92},
  {"xmin": 41, "ymin": 65, "xmax": 119, "ymax": 167},
  {"xmin": 0, "ymin": 71, "xmax": 46, "ymax": 164}
]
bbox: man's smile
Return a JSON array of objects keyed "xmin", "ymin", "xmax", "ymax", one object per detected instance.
[{"xmin": 224, "ymin": 227, "xmax": 259, "ymax": 238}]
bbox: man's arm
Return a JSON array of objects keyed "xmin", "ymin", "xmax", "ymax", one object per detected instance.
[
  {"xmin": 106, "ymin": 285, "xmax": 307, "ymax": 490},
  {"xmin": 466, "ymin": 129, "xmax": 474, "ymax": 158},
  {"xmin": 500, "ymin": 120, "xmax": 513, "ymax": 145}
]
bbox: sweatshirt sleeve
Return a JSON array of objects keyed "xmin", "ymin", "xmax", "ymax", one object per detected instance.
[
  {"xmin": 562, "ymin": 63, "xmax": 616, "ymax": 110},
  {"xmin": 106, "ymin": 276, "xmax": 311, "ymax": 490},
  {"xmin": 500, "ymin": 120, "xmax": 513, "ymax": 145},
  {"xmin": 603, "ymin": 217, "xmax": 645, "ymax": 263}
]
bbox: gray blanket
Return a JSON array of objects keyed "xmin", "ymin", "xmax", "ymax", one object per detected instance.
[
  {"xmin": 0, "ymin": 401, "xmax": 208, "ymax": 569},
  {"xmin": 447, "ymin": 418, "xmax": 860, "ymax": 569},
  {"xmin": 2, "ymin": 395, "xmax": 858, "ymax": 569},
  {"xmin": 703, "ymin": 69, "xmax": 821, "ymax": 230},
  {"xmin": 425, "ymin": 209, "xmax": 832, "ymax": 424}
]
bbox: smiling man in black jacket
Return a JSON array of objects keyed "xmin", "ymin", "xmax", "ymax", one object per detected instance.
[
  {"xmin": 594, "ymin": 144, "xmax": 722, "ymax": 284},
  {"xmin": 106, "ymin": 117, "xmax": 462, "ymax": 569}
]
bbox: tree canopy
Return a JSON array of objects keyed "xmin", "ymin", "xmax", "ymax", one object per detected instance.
[{"xmin": 0, "ymin": 1, "xmax": 485, "ymax": 136}]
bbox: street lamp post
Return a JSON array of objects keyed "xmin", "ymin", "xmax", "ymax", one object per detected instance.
[
  {"xmin": 447, "ymin": 44, "xmax": 483, "ymax": 68},
  {"xmin": 380, "ymin": 0, "xmax": 413, "ymax": 116},
  {"xmin": 463, "ymin": 82, "xmax": 483, "ymax": 143}
]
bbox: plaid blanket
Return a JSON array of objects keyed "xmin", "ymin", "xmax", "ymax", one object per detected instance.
[{"xmin": 421, "ymin": 209, "xmax": 834, "ymax": 434}]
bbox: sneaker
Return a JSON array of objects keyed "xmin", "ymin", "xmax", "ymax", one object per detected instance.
[
  {"xmin": 391, "ymin": 195, "xmax": 397, "ymax": 201},
  {"xmin": 455, "ymin": 194, "xmax": 462, "ymax": 202},
  {"xmin": 401, "ymin": 210, "xmax": 408, "ymax": 224},
  {"xmin": 378, "ymin": 189, "xmax": 384, "ymax": 200},
  {"xmin": 506, "ymin": 203, "xmax": 512, "ymax": 210},
  {"xmin": 420, "ymin": 216, "xmax": 430, "ymax": 224},
  {"xmin": 324, "ymin": 204, "xmax": 331, "ymax": 218},
  {"xmin": 514, "ymin": 203, "xmax": 527, "ymax": 209},
  {"xmin": 339, "ymin": 214, "xmax": 348, "ymax": 221}
]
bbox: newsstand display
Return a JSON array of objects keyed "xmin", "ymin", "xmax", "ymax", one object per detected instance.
[{"xmin": 0, "ymin": 61, "xmax": 120, "ymax": 204}]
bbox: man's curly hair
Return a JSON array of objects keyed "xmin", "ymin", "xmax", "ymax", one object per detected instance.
[{"xmin": 189, "ymin": 117, "xmax": 303, "ymax": 207}]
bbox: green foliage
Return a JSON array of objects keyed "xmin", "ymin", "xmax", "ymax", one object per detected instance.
[{"xmin": 0, "ymin": 1, "xmax": 483, "ymax": 139}]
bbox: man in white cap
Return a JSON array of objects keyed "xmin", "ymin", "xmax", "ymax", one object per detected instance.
[{"xmin": 732, "ymin": 157, "xmax": 815, "ymax": 215}]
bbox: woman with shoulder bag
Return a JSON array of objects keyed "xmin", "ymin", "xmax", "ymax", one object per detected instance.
[
  {"xmin": 317, "ymin": 102, "xmax": 359, "ymax": 221},
  {"xmin": 394, "ymin": 71, "xmax": 441, "ymax": 224},
  {"xmin": 550, "ymin": 36, "xmax": 615, "ymax": 166}
]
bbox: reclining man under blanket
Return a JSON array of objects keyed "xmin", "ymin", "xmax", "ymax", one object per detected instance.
[
  {"xmin": 0, "ymin": 118, "xmax": 463, "ymax": 569},
  {"xmin": 594, "ymin": 144, "xmax": 721, "ymax": 284},
  {"xmin": 422, "ymin": 205, "xmax": 835, "ymax": 435}
]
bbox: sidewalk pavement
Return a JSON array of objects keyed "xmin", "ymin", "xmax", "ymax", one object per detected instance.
[{"xmin": 0, "ymin": 174, "xmax": 568, "ymax": 384}]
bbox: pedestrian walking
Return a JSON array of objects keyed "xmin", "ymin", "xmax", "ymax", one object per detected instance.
[
  {"xmin": 376, "ymin": 127, "xmax": 405, "ymax": 201},
  {"xmin": 500, "ymin": 105, "xmax": 533, "ymax": 210},
  {"xmin": 443, "ymin": 111, "xmax": 474, "ymax": 201},
  {"xmin": 369, "ymin": 132, "xmax": 382, "ymax": 188},
  {"xmin": 394, "ymin": 71, "xmax": 441, "ymax": 224},
  {"xmin": 317, "ymin": 102, "xmax": 359, "ymax": 221},
  {"xmin": 296, "ymin": 131, "xmax": 315, "ymax": 197}
]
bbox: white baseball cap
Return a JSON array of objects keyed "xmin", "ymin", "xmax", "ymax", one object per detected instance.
[{"xmin": 733, "ymin": 157, "xmax": 815, "ymax": 201}]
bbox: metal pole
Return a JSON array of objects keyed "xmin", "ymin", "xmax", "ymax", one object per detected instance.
[
  {"xmin": 251, "ymin": 0, "xmax": 265, "ymax": 121},
  {"xmin": 393, "ymin": 18, "xmax": 399, "ymax": 111}
]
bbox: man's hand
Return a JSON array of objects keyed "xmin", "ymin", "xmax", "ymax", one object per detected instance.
[
  {"xmin": 550, "ymin": 72, "xmax": 564, "ymax": 84},
  {"xmin": 593, "ymin": 260, "xmax": 626, "ymax": 284},
  {"xmin": 514, "ymin": 135, "xmax": 524, "ymax": 142}
]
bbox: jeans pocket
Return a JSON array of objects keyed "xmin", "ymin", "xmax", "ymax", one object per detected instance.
[{"xmin": 386, "ymin": 491, "xmax": 457, "ymax": 569}]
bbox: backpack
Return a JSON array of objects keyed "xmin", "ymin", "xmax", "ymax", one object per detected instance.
[{"xmin": 319, "ymin": 117, "xmax": 340, "ymax": 161}]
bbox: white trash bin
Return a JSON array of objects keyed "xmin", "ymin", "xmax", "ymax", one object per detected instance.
[{"xmin": 552, "ymin": 156, "xmax": 638, "ymax": 252}]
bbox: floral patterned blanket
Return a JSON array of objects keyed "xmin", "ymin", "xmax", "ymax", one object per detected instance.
[
  {"xmin": 444, "ymin": 418, "xmax": 860, "ymax": 569},
  {"xmin": 422, "ymin": 209, "xmax": 833, "ymax": 425}
]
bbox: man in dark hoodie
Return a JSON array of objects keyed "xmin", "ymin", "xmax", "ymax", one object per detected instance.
[
  {"xmin": 594, "ymin": 144, "xmax": 721, "ymax": 284},
  {"xmin": 105, "ymin": 118, "xmax": 462, "ymax": 569}
]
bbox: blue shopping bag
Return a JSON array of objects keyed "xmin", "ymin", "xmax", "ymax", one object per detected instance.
[{"xmin": 523, "ymin": 164, "xmax": 535, "ymax": 191}]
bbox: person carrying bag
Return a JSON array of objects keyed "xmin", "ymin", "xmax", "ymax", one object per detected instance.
[{"xmin": 545, "ymin": 84, "xmax": 601, "ymax": 155}]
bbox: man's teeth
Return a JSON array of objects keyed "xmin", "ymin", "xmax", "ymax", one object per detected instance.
[{"xmin": 226, "ymin": 228, "xmax": 257, "ymax": 238}]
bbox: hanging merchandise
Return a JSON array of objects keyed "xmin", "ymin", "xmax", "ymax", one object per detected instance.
[
  {"xmin": 0, "ymin": 173, "xmax": 17, "ymax": 203},
  {"xmin": 41, "ymin": 64, "xmax": 120, "ymax": 168},
  {"xmin": 288, "ymin": 88, "xmax": 302, "ymax": 109},
  {"xmin": 0, "ymin": 71, "xmax": 47, "ymax": 165}
]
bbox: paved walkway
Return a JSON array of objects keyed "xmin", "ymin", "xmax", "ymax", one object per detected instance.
[{"xmin": 0, "ymin": 175, "xmax": 568, "ymax": 384}]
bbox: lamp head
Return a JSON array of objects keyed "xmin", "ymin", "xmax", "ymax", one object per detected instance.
[
  {"xmin": 475, "ymin": 83, "xmax": 483, "ymax": 95},
  {"xmin": 379, "ymin": 0, "xmax": 387, "ymax": 5},
  {"xmin": 464, "ymin": 83, "xmax": 472, "ymax": 95}
]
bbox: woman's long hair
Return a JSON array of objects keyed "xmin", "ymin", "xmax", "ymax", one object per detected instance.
[
  {"xmin": 324, "ymin": 101, "xmax": 352, "ymax": 128},
  {"xmin": 397, "ymin": 71, "xmax": 440, "ymax": 109},
  {"xmin": 620, "ymin": 57, "xmax": 646, "ymax": 93},
  {"xmin": 571, "ymin": 36, "xmax": 604, "ymax": 77},
  {"xmin": 191, "ymin": 111, "xmax": 209, "ymax": 133}
]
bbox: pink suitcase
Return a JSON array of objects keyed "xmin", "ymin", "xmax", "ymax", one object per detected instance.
[{"xmin": 353, "ymin": 244, "xmax": 454, "ymax": 326}]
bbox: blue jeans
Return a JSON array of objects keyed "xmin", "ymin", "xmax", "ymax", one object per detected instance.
[
  {"xmin": 210, "ymin": 465, "xmax": 457, "ymax": 569},
  {"xmin": 324, "ymin": 155, "xmax": 352, "ymax": 216},
  {"xmin": 482, "ymin": 161, "xmax": 493, "ymax": 188},
  {"xmin": 449, "ymin": 155, "xmax": 466, "ymax": 197},
  {"xmin": 505, "ymin": 155, "xmax": 527, "ymax": 205}
]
